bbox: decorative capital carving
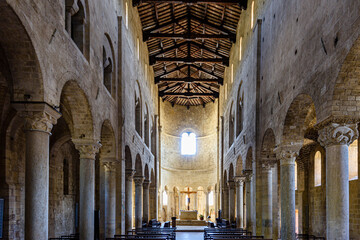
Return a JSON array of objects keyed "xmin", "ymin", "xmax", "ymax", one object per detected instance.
[
  {"xmin": 275, "ymin": 145, "xmax": 299, "ymax": 166},
  {"xmin": 73, "ymin": 139, "xmax": 101, "ymax": 160},
  {"xmin": 227, "ymin": 180, "xmax": 235, "ymax": 189},
  {"xmin": 318, "ymin": 122, "xmax": 358, "ymax": 147},
  {"xmin": 125, "ymin": 169, "xmax": 136, "ymax": 181},
  {"xmin": 234, "ymin": 176, "xmax": 246, "ymax": 187},
  {"xmin": 133, "ymin": 176, "xmax": 145, "ymax": 186},
  {"xmin": 12, "ymin": 102, "xmax": 61, "ymax": 134},
  {"xmin": 103, "ymin": 161, "xmax": 117, "ymax": 172},
  {"xmin": 242, "ymin": 169, "xmax": 253, "ymax": 182},
  {"xmin": 143, "ymin": 179, "xmax": 151, "ymax": 188},
  {"xmin": 261, "ymin": 159, "xmax": 277, "ymax": 170}
]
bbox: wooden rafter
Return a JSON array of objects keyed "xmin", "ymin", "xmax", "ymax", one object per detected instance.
[{"xmin": 133, "ymin": 0, "xmax": 248, "ymax": 8}]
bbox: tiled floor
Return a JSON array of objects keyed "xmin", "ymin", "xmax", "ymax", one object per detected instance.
[{"xmin": 176, "ymin": 232, "xmax": 204, "ymax": 240}]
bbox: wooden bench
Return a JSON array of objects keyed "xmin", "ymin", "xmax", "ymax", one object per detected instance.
[{"xmin": 296, "ymin": 234, "xmax": 326, "ymax": 240}]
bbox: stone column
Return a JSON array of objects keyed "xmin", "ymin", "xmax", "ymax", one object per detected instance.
[
  {"xmin": 244, "ymin": 172, "xmax": 254, "ymax": 232},
  {"xmin": 73, "ymin": 140, "xmax": 101, "ymax": 240},
  {"xmin": 134, "ymin": 176, "xmax": 145, "ymax": 228},
  {"xmin": 223, "ymin": 185, "xmax": 229, "ymax": 219},
  {"xmin": 278, "ymin": 148, "xmax": 298, "ymax": 240},
  {"xmin": 125, "ymin": 169, "xmax": 136, "ymax": 233},
  {"xmin": 234, "ymin": 176, "xmax": 246, "ymax": 228},
  {"xmin": 228, "ymin": 180, "xmax": 235, "ymax": 223},
  {"xmin": 318, "ymin": 122, "xmax": 358, "ymax": 240},
  {"xmin": 205, "ymin": 191, "xmax": 210, "ymax": 219},
  {"xmin": 13, "ymin": 103, "xmax": 61, "ymax": 240},
  {"xmin": 143, "ymin": 180, "xmax": 151, "ymax": 223},
  {"xmin": 261, "ymin": 161, "xmax": 276, "ymax": 239},
  {"xmin": 103, "ymin": 160, "xmax": 117, "ymax": 238},
  {"xmin": 149, "ymin": 186, "xmax": 156, "ymax": 220}
]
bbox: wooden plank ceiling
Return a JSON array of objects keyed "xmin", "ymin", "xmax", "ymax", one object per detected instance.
[{"xmin": 134, "ymin": 0, "xmax": 247, "ymax": 106}]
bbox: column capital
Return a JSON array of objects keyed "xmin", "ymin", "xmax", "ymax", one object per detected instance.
[
  {"xmin": 103, "ymin": 161, "xmax": 118, "ymax": 172},
  {"xmin": 234, "ymin": 176, "xmax": 246, "ymax": 187},
  {"xmin": 143, "ymin": 179, "xmax": 151, "ymax": 188},
  {"xmin": 261, "ymin": 159, "xmax": 277, "ymax": 170},
  {"xmin": 125, "ymin": 169, "xmax": 136, "ymax": 181},
  {"xmin": 227, "ymin": 180, "xmax": 235, "ymax": 189},
  {"xmin": 275, "ymin": 145, "xmax": 299, "ymax": 166},
  {"xmin": 318, "ymin": 122, "xmax": 358, "ymax": 147},
  {"xmin": 242, "ymin": 170, "xmax": 253, "ymax": 182},
  {"xmin": 73, "ymin": 139, "xmax": 101, "ymax": 160},
  {"xmin": 133, "ymin": 176, "xmax": 145, "ymax": 186},
  {"xmin": 12, "ymin": 102, "xmax": 61, "ymax": 134}
]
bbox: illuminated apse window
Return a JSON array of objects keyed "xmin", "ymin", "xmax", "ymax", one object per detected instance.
[
  {"xmin": 163, "ymin": 191, "xmax": 168, "ymax": 205},
  {"xmin": 181, "ymin": 132, "xmax": 197, "ymax": 155}
]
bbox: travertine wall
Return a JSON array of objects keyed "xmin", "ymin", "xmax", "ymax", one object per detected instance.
[
  {"xmin": 220, "ymin": 0, "xmax": 360, "ymax": 238},
  {"xmin": 0, "ymin": 0, "xmax": 158, "ymax": 239}
]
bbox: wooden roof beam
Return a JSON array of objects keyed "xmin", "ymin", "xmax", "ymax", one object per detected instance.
[
  {"xmin": 134, "ymin": 0, "xmax": 248, "ymax": 8},
  {"xmin": 155, "ymin": 77, "xmax": 223, "ymax": 84},
  {"xmin": 152, "ymin": 57, "xmax": 229, "ymax": 66},
  {"xmin": 144, "ymin": 33, "xmax": 235, "ymax": 42},
  {"xmin": 159, "ymin": 91, "xmax": 219, "ymax": 98}
]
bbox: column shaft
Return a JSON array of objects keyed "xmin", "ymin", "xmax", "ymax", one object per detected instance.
[
  {"xmin": 143, "ymin": 180, "xmax": 150, "ymax": 223},
  {"xmin": 245, "ymin": 178, "xmax": 253, "ymax": 232},
  {"xmin": 235, "ymin": 178, "xmax": 245, "ymax": 229},
  {"xmin": 104, "ymin": 164, "xmax": 116, "ymax": 238},
  {"xmin": 134, "ymin": 177, "xmax": 144, "ymax": 228},
  {"xmin": 326, "ymin": 144, "xmax": 349, "ymax": 239},
  {"xmin": 280, "ymin": 154, "xmax": 296, "ymax": 240},
  {"xmin": 223, "ymin": 187, "xmax": 229, "ymax": 219},
  {"xmin": 25, "ymin": 130, "xmax": 50, "ymax": 240},
  {"xmin": 262, "ymin": 167, "xmax": 273, "ymax": 238},
  {"xmin": 125, "ymin": 170, "xmax": 135, "ymax": 233},
  {"xmin": 206, "ymin": 192, "xmax": 210, "ymax": 219},
  {"xmin": 228, "ymin": 181, "xmax": 235, "ymax": 223}
]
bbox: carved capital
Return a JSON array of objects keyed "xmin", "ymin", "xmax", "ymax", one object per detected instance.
[
  {"xmin": 125, "ymin": 169, "xmax": 136, "ymax": 181},
  {"xmin": 12, "ymin": 102, "xmax": 61, "ymax": 134},
  {"xmin": 227, "ymin": 180, "xmax": 235, "ymax": 189},
  {"xmin": 103, "ymin": 161, "xmax": 117, "ymax": 172},
  {"xmin": 261, "ymin": 159, "xmax": 277, "ymax": 170},
  {"xmin": 242, "ymin": 170, "xmax": 253, "ymax": 182},
  {"xmin": 318, "ymin": 122, "xmax": 358, "ymax": 147},
  {"xmin": 143, "ymin": 179, "xmax": 151, "ymax": 188},
  {"xmin": 234, "ymin": 176, "xmax": 246, "ymax": 187},
  {"xmin": 73, "ymin": 139, "xmax": 101, "ymax": 160},
  {"xmin": 275, "ymin": 145, "xmax": 299, "ymax": 166},
  {"xmin": 134, "ymin": 176, "xmax": 145, "ymax": 186}
]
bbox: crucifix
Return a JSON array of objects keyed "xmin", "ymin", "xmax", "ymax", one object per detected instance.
[{"xmin": 180, "ymin": 187, "xmax": 197, "ymax": 210}]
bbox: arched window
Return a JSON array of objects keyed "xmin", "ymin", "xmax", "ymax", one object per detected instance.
[
  {"xmin": 314, "ymin": 151, "xmax": 321, "ymax": 187},
  {"xmin": 236, "ymin": 86, "xmax": 244, "ymax": 137},
  {"xmin": 144, "ymin": 106, "xmax": 150, "ymax": 147},
  {"xmin": 125, "ymin": 1, "xmax": 129, "ymax": 29},
  {"xmin": 209, "ymin": 191, "xmax": 214, "ymax": 206},
  {"xmin": 349, "ymin": 140, "xmax": 358, "ymax": 181},
  {"xmin": 181, "ymin": 132, "xmax": 196, "ymax": 155},
  {"xmin": 65, "ymin": 0, "xmax": 87, "ymax": 54},
  {"xmin": 103, "ymin": 35, "xmax": 114, "ymax": 95},
  {"xmin": 135, "ymin": 97, "xmax": 142, "ymax": 136},
  {"xmin": 163, "ymin": 191, "xmax": 168, "ymax": 206},
  {"xmin": 229, "ymin": 103, "xmax": 234, "ymax": 147}
]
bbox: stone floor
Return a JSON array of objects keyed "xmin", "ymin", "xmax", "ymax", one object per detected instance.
[{"xmin": 176, "ymin": 232, "xmax": 204, "ymax": 240}]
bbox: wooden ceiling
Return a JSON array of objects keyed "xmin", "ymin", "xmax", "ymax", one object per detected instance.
[{"xmin": 134, "ymin": 0, "xmax": 247, "ymax": 106}]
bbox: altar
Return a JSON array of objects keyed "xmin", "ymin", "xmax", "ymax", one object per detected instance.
[
  {"xmin": 177, "ymin": 210, "xmax": 207, "ymax": 226},
  {"xmin": 180, "ymin": 210, "xmax": 198, "ymax": 220}
]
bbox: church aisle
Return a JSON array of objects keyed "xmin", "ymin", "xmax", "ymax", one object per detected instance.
[{"xmin": 176, "ymin": 232, "xmax": 204, "ymax": 240}]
